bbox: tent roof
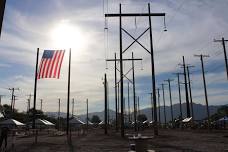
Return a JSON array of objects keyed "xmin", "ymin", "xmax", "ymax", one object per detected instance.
[
  {"xmin": 0, "ymin": 119, "xmax": 25, "ymax": 126},
  {"xmin": 182, "ymin": 117, "xmax": 192, "ymax": 123},
  {"xmin": 29, "ymin": 119, "xmax": 55, "ymax": 126},
  {"xmin": 69, "ymin": 118, "xmax": 85, "ymax": 124},
  {"xmin": 143, "ymin": 120, "xmax": 149, "ymax": 124},
  {"xmin": 0, "ymin": 113, "xmax": 4, "ymax": 118},
  {"xmin": 88, "ymin": 121, "xmax": 93, "ymax": 125},
  {"xmin": 218, "ymin": 116, "xmax": 228, "ymax": 121},
  {"xmin": 42, "ymin": 119, "xmax": 55, "ymax": 126},
  {"xmin": 98, "ymin": 121, "xmax": 104, "ymax": 125}
]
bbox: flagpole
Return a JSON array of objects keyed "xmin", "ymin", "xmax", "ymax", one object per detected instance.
[
  {"xmin": 33, "ymin": 48, "xmax": 39, "ymax": 129},
  {"xmin": 66, "ymin": 49, "xmax": 71, "ymax": 135}
]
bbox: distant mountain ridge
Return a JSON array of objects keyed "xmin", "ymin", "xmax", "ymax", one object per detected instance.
[{"xmin": 45, "ymin": 103, "xmax": 224, "ymax": 122}]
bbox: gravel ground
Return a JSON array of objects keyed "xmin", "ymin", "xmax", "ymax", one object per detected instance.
[{"xmin": 3, "ymin": 128, "xmax": 228, "ymax": 152}]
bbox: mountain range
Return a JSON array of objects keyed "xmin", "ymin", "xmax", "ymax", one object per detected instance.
[{"xmin": 45, "ymin": 103, "xmax": 223, "ymax": 123}]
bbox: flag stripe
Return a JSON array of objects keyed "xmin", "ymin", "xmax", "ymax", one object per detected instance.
[
  {"xmin": 57, "ymin": 51, "xmax": 65, "ymax": 78},
  {"xmin": 48, "ymin": 51, "xmax": 58, "ymax": 78},
  {"xmin": 37, "ymin": 58, "xmax": 44, "ymax": 79},
  {"xmin": 45, "ymin": 59, "xmax": 52, "ymax": 78},
  {"xmin": 53, "ymin": 51, "xmax": 62, "ymax": 78},
  {"xmin": 37, "ymin": 50, "xmax": 65, "ymax": 79},
  {"xmin": 41, "ymin": 59, "xmax": 48, "ymax": 78}
]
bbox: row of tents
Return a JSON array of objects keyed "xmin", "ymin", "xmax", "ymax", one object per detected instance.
[
  {"xmin": 0, "ymin": 117, "xmax": 94, "ymax": 129},
  {"xmin": 0, "ymin": 118, "xmax": 55, "ymax": 129}
]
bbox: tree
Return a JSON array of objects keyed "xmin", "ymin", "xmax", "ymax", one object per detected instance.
[
  {"xmin": 91, "ymin": 115, "xmax": 101, "ymax": 123},
  {"xmin": 137, "ymin": 114, "xmax": 147, "ymax": 122}
]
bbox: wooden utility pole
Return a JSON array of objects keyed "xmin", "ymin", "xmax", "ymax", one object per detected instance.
[
  {"xmin": 0, "ymin": 0, "xmax": 6, "ymax": 37},
  {"xmin": 8, "ymin": 88, "xmax": 19, "ymax": 111},
  {"xmin": 72, "ymin": 98, "xmax": 74, "ymax": 118},
  {"xmin": 12, "ymin": 95, "xmax": 18, "ymax": 112},
  {"xmin": 194, "ymin": 54, "xmax": 210, "ymax": 128},
  {"xmin": 132, "ymin": 52, "xmax": 137, "ymax": 132},
  {"xmin": 137, "ymin": 96, "xmax": 140, "ymax": 115},
  {"xmin": 0, "ymin": 95, "xmax": 4, "ymax": 106},
  {"xmin": 127, "ymin": 82, "xmax": 131, "ymax": 123},
  {"xmin": 214, "ymin": 37, "xmax": 228, "ymax": 80},
  {"xmin": 104, "ymin": 73, "xmax": 108, "ymax": 135},
  {"xmin": 26, "ymin": 94, "xmax": 33, "ymax": 112},
  {"xmin": 114, "ymin": 53, "xmax": 118, "ymax": 131},
  {"xmin": 86, "ymin": 98, "xmax": 88, "ymax": 130},
  {"xmin": 149, "ymin": 93, "xmax": 153, "ymax": 122},
  {"xmin": 161, "ymin": 84, "xmax": 167, "ymax": 126},
  {"xmin": 40, "ymin": 99, "xmax": 43, "ymax": 111},
  {"xmin": 106, "ymin": 53, "xmax": 142, "ymax": 133},
  {"xmin": 164, "ymin": 79, "xmax": 174, "ymax": 122},
  {"xmin": 157, "ymin": 88, "xmax": 161, "ymax": 126},
  {"xmin": 173, "ymin": 73, "xmax": 183, "ymax": 119},
  {"xmin": 105, "ymin": 4, "xmax": 165, "ymax": 137},
  {"xmin": 181, "ymin": 56, "xmax": 191, "ymax": 118},
  {"xmin": 105, "ymin": 3, "xmax": 165, "ymax": 136},
  {"xmin": 187, "ymin": 66, "xmax": 195, "ymax": 121},
  {"xmin": 58, "ymin": 98, "xmax": 61, "ymax": 131}
]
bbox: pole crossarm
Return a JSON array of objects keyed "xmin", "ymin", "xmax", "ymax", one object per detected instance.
[
  {"xmin": 116, "ymin": 68, "xmax": 133, "ymax": 84},
  {"xmin": 122, "ymin": 28, "xmax": 150, "ymax": 54},
  {"xmin": 106, "ymin": 58, "xmax": 142, "ymax": 84},
  {"xmin": 214, "ymin": 37, "xmax": 228, "ymax": 80},
  {"xmin": 106, "ymin": 58, "xmax": 142, "ymax": 61},
  {"xmin": 105, "ymin": 13, "xmax": 165, "ymax": 17},
  {"xmin": 214, "ymin": 39, "xmax": 228, "ymax": 42},
  {"xmin": 194, "ymin": 54, "xmax": 210, "ymax": 58},
  {"xmin": 122, "ymin": 28, "xmax": 151, "ymax": 54}
]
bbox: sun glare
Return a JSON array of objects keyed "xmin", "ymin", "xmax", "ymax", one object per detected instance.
[{"xmin": 50, "ymin": 22, "xmax": 85, "ymax": 50}]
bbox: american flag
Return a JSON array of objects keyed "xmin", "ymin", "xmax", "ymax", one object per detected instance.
[{"xmin": 37, "ymin": 50, "xmax": 65, "ymax": 79}]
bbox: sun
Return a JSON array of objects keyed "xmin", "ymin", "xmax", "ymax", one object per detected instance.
[{"xmin": 50, "ymin": 21, "xmax": 85, "ymax": 50}]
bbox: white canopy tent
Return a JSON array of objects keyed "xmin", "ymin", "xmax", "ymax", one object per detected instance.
[
  {"xmin": 182, "ymin": 117, "xmax": 192, "ymax": 123},
  {"xmin": 0, "ymin": 119, "xmax": 25, "ymax": 128},
  {"xmin": 69, "ymin": 118, "xmax": 85, "ymax": 125}
]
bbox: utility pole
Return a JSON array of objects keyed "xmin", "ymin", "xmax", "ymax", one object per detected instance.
[
  {"xmin": 104, "ymin": 73, "xmax": 108, "ymax": 135},
  {"xmin": 86, "ymin": 98, "xmax": 88, "ymax": 131},
  {"xmin": 187, "ymin": 66, "xmax": 195, "ymax": 121},
  {"xmin": 58, "ymin": 98, "xmax": 61, "ymax": 131},
  {"xmin": 40, "ymin": 99, "xmax": 43, "ymax": 111},
  {"xmin": 128, "ymin": 82, "xmax": 131, "ymax": 123},
  {"xmin": 132, "ymin": 52, "xmax": 137, "ymax": 132},
  {"xmin": 164, "ymin": 79, "xmax": 174, "ymax": 122},
  {"xmin": 173, "ymin": 73, "xmax": 183, "ymax": 119},
  {"xmin": 115, "ymin": 53, "xmax": 118, "ymax": 131},
  {"xmin": 72, "ymin": 98, "xmax": 74, "ymax": 118},
  {"xmin": 105, "ymin": 3, "xmax": 166, "ymax": 137},
  {"xmin": 117, "ymin": 83, "xmax": 119, "ymax": 115},
  {"xmin": 0, "ymin": 0, "xmax": 6, "ymax": 37},
  {"xmin": 214, "ymin": 37, "xmax": 228, "ymax": 80},
  {"xmin": 106, "ymin": 53, "xmax": 142, "ymax": 133},
  {"xmin": 149, "ymin": 93, "xmax": 153, "ymax": 122},
  {"xmin": 0, "ymin": 95, "xmax": 5, "ymax": 106},
  {"xmin": 181, "ymin": 56, "xmax": 191, "ymax": 118},
  {"xmin": 157, "ymin": 88, "xmax": 161, "ymax": 126},
  {"xmin": 161, "ymin": 84, "xmax": 167, "ymax": 126},
  {"xmin": 26, "ymin": 94, "xmax": 33, "ymax": 112},
  {"xmin": 8, "ymin": 88, "xmax": 19, "ymax": 111},
  {"xmin": 137, "ymin": 96, "xmax": 140, "ymax": 115},
  {"xmin": 12, "ymin": 95, "xmax": 18, "ymax": 112},
  {"xmin": 194, "ymin": 54, "xmax": 210, "ymax": 128}
]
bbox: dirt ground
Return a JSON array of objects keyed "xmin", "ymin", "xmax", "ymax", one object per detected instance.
[{"xmin": 3, "ymin": 128, "xmax": 228, "ymax": 152}]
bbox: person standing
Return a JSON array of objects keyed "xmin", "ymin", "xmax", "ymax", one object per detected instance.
[{"xmin": 0, "ymin": 127, "xmax": 8, "ymax": 151}]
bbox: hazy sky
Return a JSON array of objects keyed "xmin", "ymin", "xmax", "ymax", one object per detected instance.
[{"xmin": 0, "ymin": 0, "xmax": 228, "ymax": 115}]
